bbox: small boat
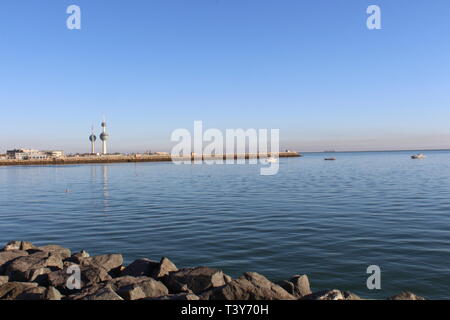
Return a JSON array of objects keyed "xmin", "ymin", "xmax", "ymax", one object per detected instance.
[
  {"xmin": 324, "ymin": 157, "xmax": 336, "ymax": 161},
  {"xmin": 411, "ymin": 154, "xmax": 426, "ymax": 159}
]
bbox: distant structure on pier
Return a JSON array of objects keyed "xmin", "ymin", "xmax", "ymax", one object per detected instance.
[
  {"xmin": 100, "ymin": 119, "xmax": 109, "ymax": 155},
  {"xmin": 6, "ymin": 149, "xmax": 64, "ymax": 160},
  {"xmin": 89, "ymin": 126, "xmax": 97, "ymax": 154}
]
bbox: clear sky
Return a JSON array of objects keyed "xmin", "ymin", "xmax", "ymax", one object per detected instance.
[{"xmin": 1, "ymin": 0, "xmax": 449, "ymax": 153}]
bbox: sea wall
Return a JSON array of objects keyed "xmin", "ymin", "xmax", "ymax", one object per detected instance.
[
  {"xmin": 0, "ymin": 241, "xmax": 424, "ymax": 300},
  {"xmin": 0, "ymin": 152, "xmax": 300, "ymax": 167}
]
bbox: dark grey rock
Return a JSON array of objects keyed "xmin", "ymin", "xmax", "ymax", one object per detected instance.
[
  {"xmin": 117, "ymin": 278, "xmax": 169, "ymax": 300},
  {"xmin": 79, "ymin": 254, "xmax": 123, "ymax": 273},
  {"xmin": 121, "ymin": 258, "xmax": 159, "ymax": 277},
  {"xmin": 204, "ymin": 272, "xmax": 296, "ymax": 300},
  {"xmin": 46, "ymin": 263, "xmax": 112, "ymax": 293},
  {"xmin": 163, "ymin": 266, "xmax": 227, "ymax": 294},
  {"xmin": 277, "ymin": 274, "xmax": 311, "ymax": 298},
  {"xmin": 6, "ymin": 252, "xmax": 64, "ymax": 281},
  {"xmin": 32, "ymin": 245, "xmax": 71, "ymax": 259},
  {"xmin": 83, "ymin": 286, "xmax": 124, "ymax": 300},
  {"xmin": 0, "ymin": 250, "xmax": 29, "ymax": 274}
]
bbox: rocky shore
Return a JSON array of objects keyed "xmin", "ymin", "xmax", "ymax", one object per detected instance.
[{"xmin": 0, "ymin": 241, "xmax": 424, "ymax": 300}]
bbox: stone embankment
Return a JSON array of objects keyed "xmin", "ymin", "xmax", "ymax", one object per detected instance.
[
  {"xmin": 0, "ymin": 241, "xmax": 424, "ymax": 300},
  {"xmin": 0, "ymin": 152, "xmax": 300, "ymax": 167}
]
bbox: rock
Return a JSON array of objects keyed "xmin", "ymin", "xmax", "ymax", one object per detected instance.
[
  {"xmin": 46, "ymin": 263, "xmax": 112, "ymax": 293},
  {"xmin": 65, "ymin": 276, "xmax": 169, "ymax": 300},
  {"xmin": 277, "ymin": 274, "xmax": 311, "ymax": 298},
  {"xmin": 147, "ymin": 293, "xmax": 200, "ymax": 300},
  {"xmin": 117, "ymin": 278, "xmax": 169, "ymax": 300},
  {"xmin": 83, "ymin": 286, "xmax": 124, "ymax": 300},
  {"xmin": 80, "ymin": 254, "xmax": 123, "ymax": 273},
  {"xmin": 66, "ymin": 250, "xmax": 90, "ymax": 264},
  {"xmin": 14, "ymin": 286, "xmax": 62, "ymax": 300},
  {"xmin": 0, "ymin": 276, "xmax": 9, "ymax": 286},
  {"xmin": 301, "ymin": 289, "xmax": 361, "ymax": 300},
  {"xmin": 0, "ymin": 282, "xmax": 38, "ymax": 300},
  {"xmin": 26, "ymin": 267, "xmax": 52, "ymax": 285},
  {"xmin": 223, "ymin": 274, "xmax": 233, "ymax": 283},
  {"xmin": 3, "ymin": 241, "xmax": 35, "ymax": 251},
  {"xmin": 388, "ymin": 292, "xmax": 425, "ymax": 300},
  {"xmin": 342, "ymin": 291, "xmax": 362, "ymax": 300},
  {"xmin": 46, "ymin": 286, "xmax": 63, "ymax": 300},
  {"xmin": 0, "ymin": 250, "xmax": 29, "ymax": 274},
  {"xmin": 152, "ymin": 257, "xmax": 178, "ymax": 278},
  {"xmin": 205, "ymin": 272, "xmax": 296, "ymax": 300},
  {"xmin": 164, "ymin": 267, "xmax": 227, "ymax": 294},
  {"xmin": 6, "ymin": 252, "xmax": 64, "ymax": 281},
  {"xmin": 33, "ymin": 245, "xmax": 71, "ymax": 259},
  {"xmin": 122, "ymin": 258, "xmax": 159, "ymax": 277},
  {"xmin": 277, "ymin": 280, "xmax": 295, "ymax": 295}
]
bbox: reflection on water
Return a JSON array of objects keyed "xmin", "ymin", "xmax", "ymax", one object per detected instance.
[{"xmin": 1, "ymin": 151, "xmax": 450, "ymax": 299}]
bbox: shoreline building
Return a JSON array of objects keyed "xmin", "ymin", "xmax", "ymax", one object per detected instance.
[
  {"xmin": 6, "ymin": 149, "xmax": 64, "ymax": 160},
  {"xmin": 100, "ymin": 120, "xmax": 109, "ymax": 155}
]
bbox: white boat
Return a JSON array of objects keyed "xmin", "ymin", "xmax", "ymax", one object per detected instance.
[{"xmin": 411, "ymin": 154, "xmax": 426, "ymax": 159}]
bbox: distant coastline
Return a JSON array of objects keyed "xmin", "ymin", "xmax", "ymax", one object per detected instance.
[{"xmin": 0, "ymin": 152, "xmax": 300, "ymax": 167}]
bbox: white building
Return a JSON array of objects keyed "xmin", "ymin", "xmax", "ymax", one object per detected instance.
[{"xmin": 6, "ymin": 149, "xmax": 64, "ymax": 160}]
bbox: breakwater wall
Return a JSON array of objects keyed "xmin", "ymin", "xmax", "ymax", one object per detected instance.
[
  {"xmin": 0, "ymin": 152, "xmax": 300, "ymax": 167},
  {"xmin": 0, "ymin": 240, "xmax": 424, "ymax": 300}
]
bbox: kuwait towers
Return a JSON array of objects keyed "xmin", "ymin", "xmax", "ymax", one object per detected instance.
[{"xmin": 89, "ymin": 119, "xmax": 109, "ymax": 155}]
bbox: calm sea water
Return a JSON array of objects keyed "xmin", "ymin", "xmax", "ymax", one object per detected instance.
[{"xmin": 1, "ymin": 150, "xmax": 450, "ymax": 299}]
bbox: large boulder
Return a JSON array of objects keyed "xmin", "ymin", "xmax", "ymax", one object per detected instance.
[
  {"xmin": 0, "ymin": 276, "xmax": 8, "ymax": 286},
  {"xmin": 6, "ymin": 252, "xmax": 64, "ymax": 282},
  {"xmin": 46, "ymin": 263, "xmax": 112, "ymax": 293},
  {"xmin": 204, "ymin": 272, "xmax": 296, "ymax": 300},
  {"xmin": 121, "ymin": 258, "xmax": 159, "ymax": 277},
  {"xmin": 277, "ymin": 274, "xmax": 311, "ymax": 298},
  {"xmin": 31, "ymin": 245, "xmax": 71, "ymax": 260},
  {"xmin": 117, "ymin": 277, "xmax": 169, "ymax": 300},
  {"xmin": 301, "ymin": 289, "xmax": 361, "ymax": 300},
  {"xmin": 83, "ymin": 286, "xmax": 124, "ymax": 300},
  {"xmin": 2, "ymin": 241, "xmax": 35, "ymax": 252},
  {"xmin": 79, "ymin": 254, "xmax": 123, "ymax": 274},
  {"xmin": 0, "ymin": 250, "xmax": 29, "ymax": 274},
  {"xmin": 163, "ymin": 267, "xmax": 227, "ymax": 294},
  {"xmin": 388, "ymin": 292, "xmax": 425, "ymax": 300},
  {"xmin": 15, "ymin": 286, "xmax": 62, "ymax": 300},
  {"xmin": 66, "ymin": 276, "xmax": 168, "ymax": 300},
  {"xmin": 0, "ymin": 282, "xmax": 38, "ymax": 300},
  {"xmin": 153, "ymin": 257, "xmax": 178, "ymax": 278}
]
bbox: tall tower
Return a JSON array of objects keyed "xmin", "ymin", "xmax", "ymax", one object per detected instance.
[
  {"xmin": 100, "ymin": 118, "xmax": 109, "ymax": 155},
  {"xmin": 89, "ymin": 126, "xmax": 97, "ymax": 154}
]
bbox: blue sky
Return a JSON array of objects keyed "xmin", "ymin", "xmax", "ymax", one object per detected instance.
[{"xmin": 1, "ymin": 0, "xmax": 449, "ymax": 153}]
